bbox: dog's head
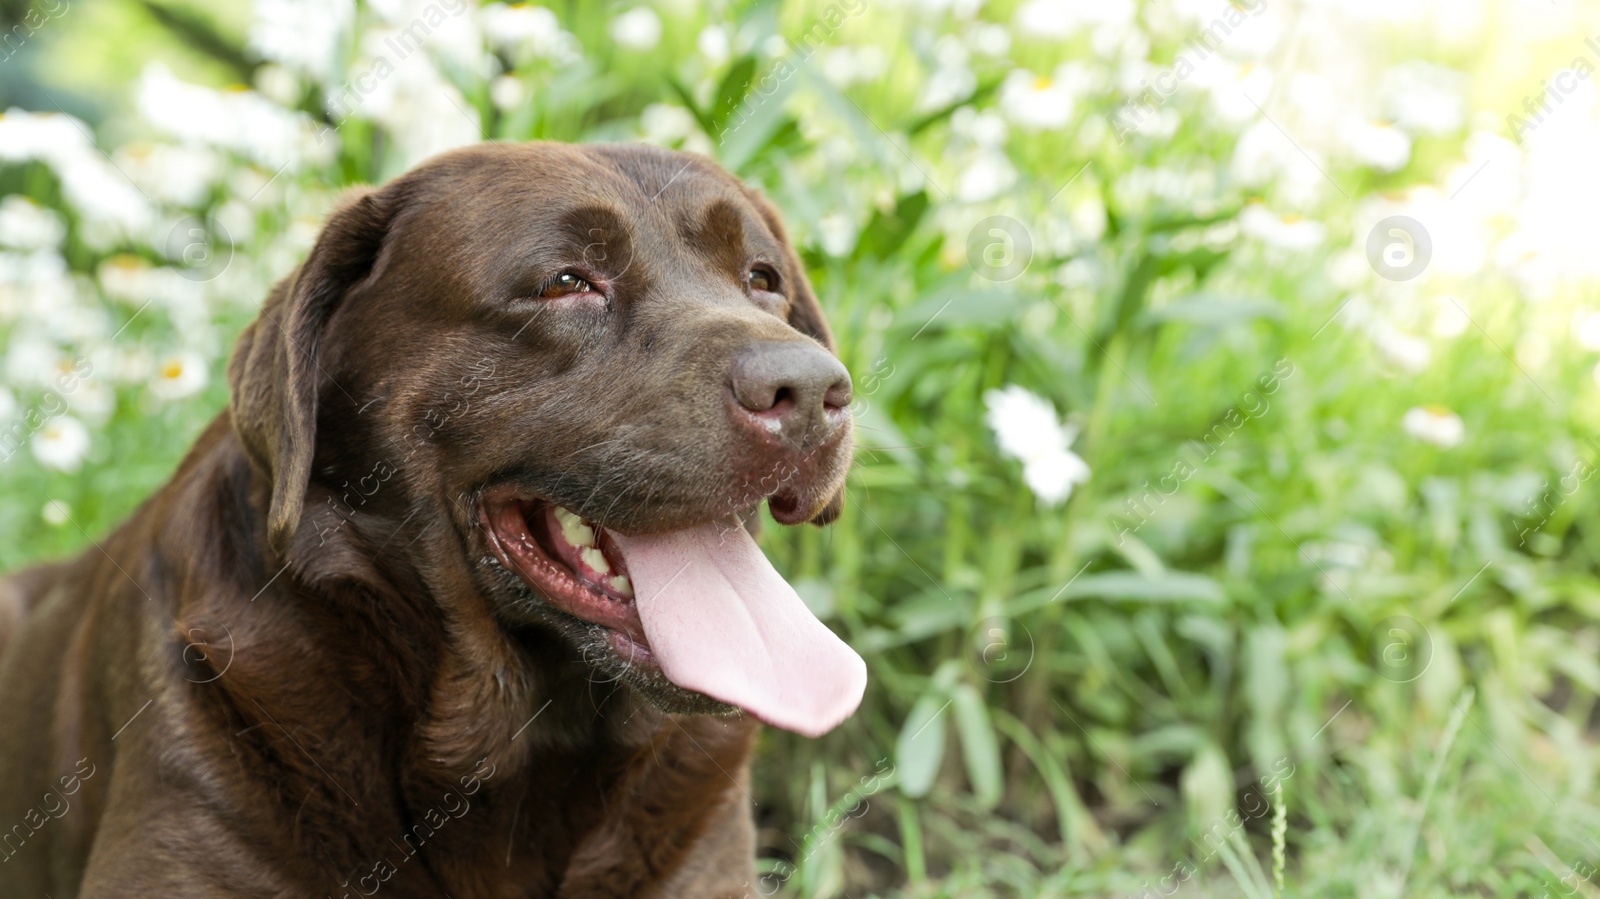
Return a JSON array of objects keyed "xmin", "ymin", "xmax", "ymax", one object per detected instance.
[{"xmin": 227, "ymin": 143, "xmax": 864, "ymax": 736}]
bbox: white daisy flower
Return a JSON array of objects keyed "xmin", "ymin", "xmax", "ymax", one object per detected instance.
[
  {"xmin": 1431, "ymin": 297, "xmax": 1471, "ymax": 338},
  {"xmin": 253, "ymin": 63, "xmax": 301, "ymax": 106},
  {"xmin": 348, "ymin": 54, "xmax": 480, "ymax": 168},
  {"xmin": 31, "ymin": 415, "xmax": 90, "ymax": 472},
  {"xmin": 375, "ymin": 0, "xmax": 482, "ymax": 70},
  {"xmin": 610, "ymin": 7, "xmax": 662, "ymax": 51},
  {"xmin": 113, "ymin": 142, "xmax": 221, "ymax": 208},
  {"xmin": 483, "ymin": 4, "xmax": 571, "ymax": 59},
  {"xmin": 1380, "ymin": 63, "xmax": 1467, "ymax": 136},
  {"xmin": 817, "ymin": 213, "xmax": 856, "ymax": 258},
  {"xmin": 911, "ymin": 0, "xmax": 977, "ymax": 16},
  {"xmin": 6, "ymin": 334, "xmax": 61, "ymax": 386},
  {"xmin": 1012, "ymin": 0, "xmax": 1076, "ymax": 38},
  {"xmin": 1199, "ymin": 63, "xmax": 1274, "ymax": 124},
  {"xmin": 249, "ymin": 0, "xmax": 354, "ymax": 81},
  {"xmin": 150, "ymin": 351, "xmax": 209, "ymax": 401},
  {"xmin": 491, "ymin": 75, "xmax": 526, "ymax": 111},
  {"xmin": 1402, "ymin": 406, "xmax": 1464, "ymax": 448},
  {"xmin": 1239, "ymin": 203, "xmax": 1325, "ymax": 251},
  {"xmin": 1345, "ymin": 120, "xmax": 1411, "ymax": 172},
  {"xmin": 1576, "ymin": 310, "xmax": 1600, "ymax": 351},
  {"xmin": 640, "ymin": 103, "xmax": 696, "ymax": 145},
  {"xmin": 951, "ymin": 106, "xmax": 1008, "ymax": 148},
  {"xmin": 984, "ymin": 385, "xmax": 1091, "ymax": 506},
  {"xmin": 70, "ymin": 379, "xmax": 115, "ymax": 426},
  {"xmin": 759, "ymin": 34, "xmax": 789, "ymax": 58},
  {"xmin": 999, "ymin": 68, "xmax": 1075, "ymax": 131},
  {"xmin": 42, "ymin": 499, "xmax": 71, "ymax": 526},
  {"xmin": 1231, "ymin": 119, "xmax": 1308, "ymax": 187},
  {"xmin": 0, "ymin": 196, "xmax": 66, "ymax": 251},
  {"xmin": 820, "ymin": 46, "xmax": 890, "ymax": 89},
  {"xmin": 213, "ymin": 201, "xmax": 257, "ymax": 246},
  {"xmin": 1014, "ymin": 0, "xmax": 1133, "ymax": 38},
  {"xmin": 0, "ymin": 109, "xmax": 91, "ymax": 164},
  {"xmin": 1370, "ymin": 324, "xmax": 1431, "ymax": 373},
  {"xmin": 696, "ymin": 24, "xmax": 730, "ymax": 63},
  {"xmin": 1069, "ymin": 197, "xmax": 1107, "ymax": 242},
  {"xmin": 138, "ymin": 65, "xmax": 323, "ymax": 171},
  {"xmin": 53, "ymin": 150, "xmax": 155, "ymax": 236},
  {"xmin": 956, "ymin": 150, "xmax": 1018, "ymax": 203},
  {"xmin": 98, "ymin": 255, "xmax": 157, "ymax": 304},
  {"xmin": 917, "ymin": 61, "xmax": 977, "ymax": 114},
  {"xmin": 90, "ymin": 345, "xmax": 153, "ymax": 384},
  {"xmin": 968, "ymin": 23, "xmax": 1011, "ymax": 57}
]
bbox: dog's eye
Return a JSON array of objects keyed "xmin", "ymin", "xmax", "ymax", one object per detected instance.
[
  {"xmin": 539, "ymin": 273, "xmax": 594, "ymax": 299},
  {"xmin": 747, "ymin": 267, "xmax": 778, "ymax": 293}
]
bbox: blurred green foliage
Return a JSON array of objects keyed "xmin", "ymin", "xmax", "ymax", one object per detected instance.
[{"xmin": 5, "ymin": 0, "xmax": 1600, "ymax": 896}]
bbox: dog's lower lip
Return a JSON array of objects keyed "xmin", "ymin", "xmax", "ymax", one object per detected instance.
[
  {"xmin": 767, "ymin": 490, "xmax": 802, "ymax": 523},
  {"xmin": 607, "ymin": 628, "xmax": 655, "ymax": 667},
  {"xmin": 481, "ymin": 493, "xmax": 653, "ymax": 655}
]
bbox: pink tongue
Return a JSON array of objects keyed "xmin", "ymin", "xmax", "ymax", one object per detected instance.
[{"xmin": 608, "ymin": 522, "xmax": 866, "ymax": 738}]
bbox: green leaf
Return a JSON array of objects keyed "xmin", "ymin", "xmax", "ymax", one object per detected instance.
[
  {"xmin": 893, "ymin": 285, "xmax": 1030, "ymax": 334},
  {"xmin": 1182, "ymin": 742, "xmax": 1234, "ymax": 831},
  {"xmin": 1061, "ymin": 570, "xmax": 1227, "ymax": 604},
  {"xmin": 1144, "ymin": 206, "xmax": 1241, "ymax": 234},
  {"xmin": 855, "ymin": 191, "xmax": 929, "ymax": 262},
  {"xmin": 709, "ymin": 55, "xmax": 758, "ymax": 129},
  {"xmin": 717, "ymin": 72, "xmax": 798, "ymax": 174},
  {"xmin": 895, "ymin": 661, "xmax": 961, "ymax": 798},
  {"xmin": 1009, "ymin": 570, "xmax": 1228, "ymax": 617},
  {"xmin": 993, "ymin": 710, "xmax": 1102, "ymax": 849},
  {"xmin": 665, "ymin": 76, "xmax": 715, "ymax": 136},
  {"xmin": 792, "ymin": 577, "xmax": 836, "ymax": 619},
  {"xmin": 906, "ymin": 77, "xmax": 1002, "ymax": 136},
  {"xmin": 1096, "ymin": 251, "xmax": 1159, "ymax": 348},
  {"xmin": 1143, "ymin": 295, "xmax": 1285, "ymax": 328},
  {"xmin": 951, "ymin": 683, "xmax": 1003, "ymax": 811}
]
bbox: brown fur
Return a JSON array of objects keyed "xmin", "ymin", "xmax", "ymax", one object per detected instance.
[{"xmin": 0, "ymin": 142, "xmax": 853, "ymax": 897}]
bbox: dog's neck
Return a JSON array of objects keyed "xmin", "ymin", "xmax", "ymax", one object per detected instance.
[{"xmin": 160, "ymin": 415, "xmax": 756, "ymax": 893}]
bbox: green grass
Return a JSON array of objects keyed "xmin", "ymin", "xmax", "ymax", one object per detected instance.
[{"xmin": 4, "ymin": 0, "xmax": 1600, "ymax": 896}]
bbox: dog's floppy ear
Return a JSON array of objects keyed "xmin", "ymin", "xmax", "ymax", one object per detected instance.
[
  {"xmin": 743, "ymin": 187, "xmax": 847, "ymax": 526},
  {"xmin": 229, "ymin": 186, "xmax": 399, "ymax": 555}
]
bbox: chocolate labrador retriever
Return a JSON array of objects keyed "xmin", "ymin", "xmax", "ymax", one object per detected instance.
[{"xmin": 0, "ymin": 142, "xmax": 867, "ymax": 898}]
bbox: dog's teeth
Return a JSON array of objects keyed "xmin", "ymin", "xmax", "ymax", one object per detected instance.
[
  {"xmin": 580, "ymin": 546, "xmax": 611, "ymax": 575},
  {"xmin": 553, "ymin": 506, "xmax": 595, "ymax": 548},
  {"xmin": 610, "ymin": 575, "xmax": 633, "ymax": 598}
]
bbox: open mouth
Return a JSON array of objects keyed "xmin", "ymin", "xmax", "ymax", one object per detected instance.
[
  {"xmin": 481, "ymin": 494, "xmax": 657, "ymax": 667},
  {"xmin": 478, "ymin": 485, "xmax": 868, "ymax": 738}
]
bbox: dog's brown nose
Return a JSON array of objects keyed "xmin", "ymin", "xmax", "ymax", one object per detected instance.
[{"xmin": 730, "ymin": 342, "xmax": 852, "ymax": 451}]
